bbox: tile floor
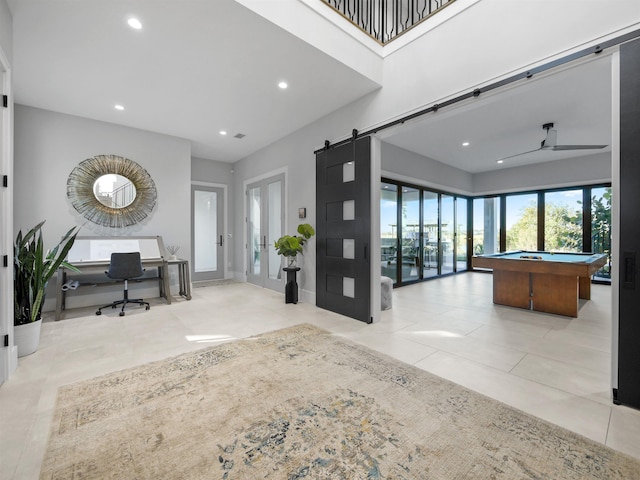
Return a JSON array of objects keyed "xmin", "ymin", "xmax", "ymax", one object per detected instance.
[{"xmin": 2, "ymin": 272, "xmax": 640, "ymax": 478}]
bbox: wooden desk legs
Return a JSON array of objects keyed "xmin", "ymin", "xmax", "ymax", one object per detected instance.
[
  {"xmin": 158, "ymin": 265, "xmax": 172, "ymax": 305},
  {"xmin": 176, "ymin": 262, "xmax": 192, "ymax": 300},
  {"xmin": 160, "ymin": 261, "xmax": 192, "ymax": 301}
]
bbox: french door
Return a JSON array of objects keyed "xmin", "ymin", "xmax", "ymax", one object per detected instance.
[
  {"xmin": 191, "ymin": 185, "xmax": 225, "ymax": 281},
  {"xmin": 382, "ymin": 180, "xmax": 468, "ymax": 285},
  {"xmin": 0, "ymin": 58, "xmax": 10, "ymax": 384},
  {"xmin": 246, "ymin": 173, "xmax": 285, "ymax": 291}
]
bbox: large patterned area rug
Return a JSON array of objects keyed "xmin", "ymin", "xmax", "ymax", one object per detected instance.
[{"xmin": 41, "ymin": 324, "xmax": 640, "ymax": 479}]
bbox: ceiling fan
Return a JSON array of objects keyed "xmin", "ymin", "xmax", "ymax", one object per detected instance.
[{"xmin": 500, "ymin": 123, "xmax": 608, "ymax": 161}]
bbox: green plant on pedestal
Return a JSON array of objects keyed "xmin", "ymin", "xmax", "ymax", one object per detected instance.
[{"xmin": 274, "ymin": 223, "xmax": 315, "ymax": 268}]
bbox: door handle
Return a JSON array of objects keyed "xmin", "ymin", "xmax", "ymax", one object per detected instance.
[
  {"xmin": 259, "ymin": 236, "xmax": 267, "ymax": 248},
  {"xmin": 217, "ymin": 235, "xmax": 224, "ymax": 247}
]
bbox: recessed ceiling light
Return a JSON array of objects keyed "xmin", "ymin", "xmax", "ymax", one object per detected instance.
[
  {"xmin": 114, "ymin": 104, "xmax": 125, "ymax": 111},
  {"xmin": 219, "ymin": 130, "xmax": 227, "ymax": 136},
  {"xmin": 128, "ymin": 18, "xmax": 142, "ymax": 29},
  {"xmin": 278, "ymin": 81, "xmax": 288, "ymax": 89},
  {"xmin": 497, "ymin": 159, "xmax": 504, "ymax": 164},
  {"xmin": 462, "ymin": 142, "xmax": 470, "ymax": 147}
]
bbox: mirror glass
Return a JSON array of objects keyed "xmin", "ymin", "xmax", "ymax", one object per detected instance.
[
  {"xmin": 67, "ymin": 154, "xmax": 157, "ymax": 229},
  {"xmin": 93, "ymin": 174, "xmax": 137, "ymax": 208}
]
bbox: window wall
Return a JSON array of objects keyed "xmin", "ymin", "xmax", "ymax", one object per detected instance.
[
  {"xmin": 472, "ymin": 197, "xmax": 500, "ymax": 255},
  {"xmin": 471, "ymin": 184, "xmax": 611, "ymax": 283},
  {"xmin": 422, "ymin": 191, "xmax": 439, "ymax": 279},
  {"xmin": 506, "ymin": 193, "xmax": 538, "ymax": 251},
  {"xmin": 381, "ymin": 182, "xmax": 611, "ymax": 286},
  {"xmin": 381, "ymin": 178, "xmax": 469, "ymax": 285},
  {"xmin": 380, "ymin": 182, "xmax": 398, "ymax": 282},
  {"xmin": 456, "ymin": 198, "xmax": 468, "ymax": 272},
  {"xmin": 441, "ymin": 195, "xmax": 455, "ymax": 275},
  {"xmin": 591, "ymin": 187, "xmax": 612, "ymax": 280},
  {"xmin": 401, "ymin": 187, "xmax": 420, "ymax": 282},
  {"xmin": 544, "ymin": 189, "xmax": 583, "ymax": 252}
]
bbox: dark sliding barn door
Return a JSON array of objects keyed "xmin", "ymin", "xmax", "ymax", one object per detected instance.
[
  {"xmin": 316, "ymin": 136, "xmax": 371, "ymax": 323},
  {"xmin": 617, "ymin": 37, "xmax": 640, "ymax": 409}
]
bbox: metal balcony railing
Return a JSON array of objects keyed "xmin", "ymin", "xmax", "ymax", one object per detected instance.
[
  {"xmin": 322, "ymin": 0, "xmax": 455, "ymax": 44},
  {"xmin": 111, "ymin": 182, "xmax": 136, "ymax": 209}
]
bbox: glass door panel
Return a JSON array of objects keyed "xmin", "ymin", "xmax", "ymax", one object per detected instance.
[
  {"xmin": 401, "ymin": 187, "xmax": 420, "ymax": 282},
  {"xmin": 441, "ymin": 195, "xmax": 454, "ymax": 274},
  {"xmin": 381, "ymin": 183, "xmax": 398, "ymax": 282},
  {"xmin": 506, "ymin": 193, "xmax": 538, "ymax": 251},
  {"xmin": 192, "ymin": 185, "xmax": 224, "ymax": 281},
  {"xmin": 472, "ymin": 197, "xmax": 500, "ymax": 255},
  {"xmin": 591, "ymin": 186, "xmax": 612, "ymax": 281},
  {"xmin": 544, "ymin": 189, "xmax": 583, "ymax": 252},
  {"xmin": 422, "ymin": 191, "xmax": 439, "ymax": 278},
  {"xmin": 248, "ymin": 186, "xmax": 261, "ymax": 277},
  {"xmin": 456, "ymin": 197, "xmax": 468, "ymax": 272},
  {"xmin": 246, "ymin": 173, "xmax": 285, "ymax": 291},
  {"xmin": 268, "ymin": 180, "xmax": 282, "ymax": 281}
]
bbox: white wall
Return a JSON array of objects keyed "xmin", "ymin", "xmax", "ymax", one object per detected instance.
[
  {"xmin": 381, "ymin": 146, "xmax": 611, "ymax": 196},
  {"xmin": 0, "ymin": 0, "xmax": 11, "ymax": 66},
  {"xmin": 381, "ymin": 142, "xmax": 473, "ymax": 194},
  {"xmin": 473, "ymin": 152, "xmax": 612, "ymax": 196},
  {"xmin": 192, "ymin": 157, "xmax": 233, "ymax": 185},
  {"xmin": 14, "ymin": 105, "xmax": 191, "ymax": 311}
]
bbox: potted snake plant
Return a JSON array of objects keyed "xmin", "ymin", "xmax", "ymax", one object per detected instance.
[{"xmin": 14, "ymin": 221, "xmax": 79, "ymax": 356}]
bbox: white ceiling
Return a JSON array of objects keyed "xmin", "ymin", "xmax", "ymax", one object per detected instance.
[
  {"xmin": 8, "ymin": 0, "xmax": 380, "ymax": 162},
  {"xmin": 379, "ymin": 56, "xmax": 613, "ymax": 173},
  {"xmin": 8, "ymin": 1, "xmax": 613, "ymax": 173}
]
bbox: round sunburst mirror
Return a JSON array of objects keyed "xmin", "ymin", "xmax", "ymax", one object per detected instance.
[{"xmin": 67, "ymin": 154, "xmax": 157, "ymax": 228}]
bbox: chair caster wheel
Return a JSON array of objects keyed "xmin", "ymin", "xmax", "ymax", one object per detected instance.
[
  {"xmin": 96, "ymin": 311, "xmax": 101, "ymax": 315},
  {"xmin": 146, "ymin": 306, "xmax": 150, "ymax": 310},
  {"xmin": 119, "ymin": 311, "xmax": 125, "ymax": 317}
]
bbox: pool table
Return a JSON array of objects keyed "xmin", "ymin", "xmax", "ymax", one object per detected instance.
[{"xmin": 472, "ymin": 251, "xmax": 608, "ymax": 317}]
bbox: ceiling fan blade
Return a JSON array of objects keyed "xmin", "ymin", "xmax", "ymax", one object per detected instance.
[
  {"xmin": 500, "ymin": 124, "xmax": 608, "ymax": 162},
  {"xmin": 550, "ymin": 144, "xmax": 608, "ymax": 151},
  {"xmin": 499, "ymin": 148, "xmax": 542, "ymax": 160}
]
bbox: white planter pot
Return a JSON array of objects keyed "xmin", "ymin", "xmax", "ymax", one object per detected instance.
[{"xmin": 14, "ymin": 318, "xmax": 42, "ymax": 357}]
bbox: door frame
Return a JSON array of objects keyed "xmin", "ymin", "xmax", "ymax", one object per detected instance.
[
  {"xmin": 0, "ymin": 45, "xmax": 15, "ymax": 383},
  {"xmin": 243, "ymin": 167, "xmax": 287, "ymax": 291},
  {"xmin": 191, "ymin": 181, "xmax": 228, "ymax": 281}
]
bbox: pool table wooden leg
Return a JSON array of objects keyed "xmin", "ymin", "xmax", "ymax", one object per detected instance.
[
  {"xmin": 532, "ymin": 273, "xmax": 579, "ymax": 317},
  {"xmin": 578, "ymin": 276, "xmax": 592, "ymax": 299},
  {"xmin": 493, "ymin": 270, "xmax": 531, "ymax": 310}
]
